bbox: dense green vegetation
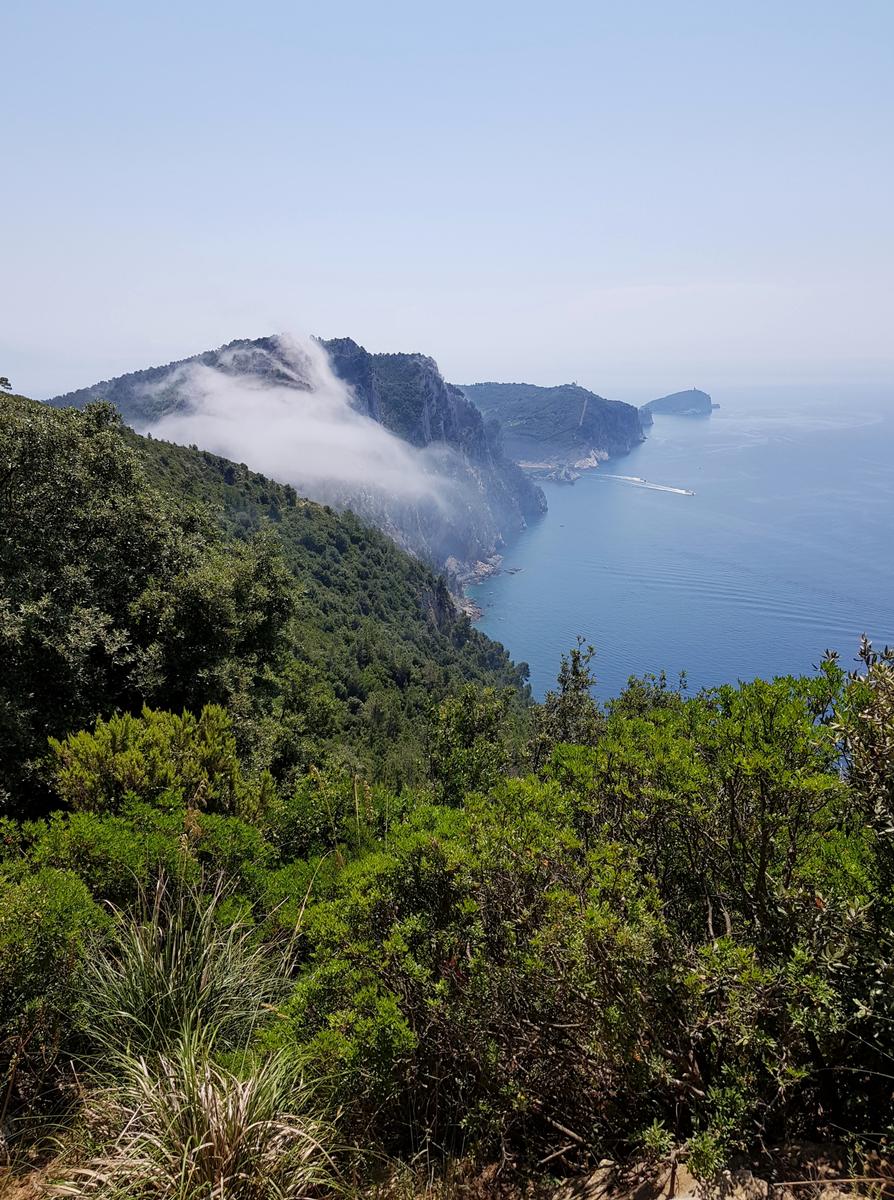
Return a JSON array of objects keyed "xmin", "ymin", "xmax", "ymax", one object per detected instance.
[
  {"xmin": 1, "ymin": 392, "xmax": 526, "ymax": 814},
  {"xmin": 2, "ymin": 390, "xmax": 894, "ymax": 1195}
]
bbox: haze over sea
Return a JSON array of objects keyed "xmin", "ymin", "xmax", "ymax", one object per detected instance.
[{"xmin": 474, "ymin": 386, "xmax": 894, "ymax": 701}]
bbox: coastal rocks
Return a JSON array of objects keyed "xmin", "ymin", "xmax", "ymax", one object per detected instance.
[
  {"xmin": 522, "ymin": 462, "xmax": 582, "ymax": 483},
  {"xmin": 547, "ymin": 464, "xmax": 581, "ymax": 483},
  {"xmin": 573, "ymin": 448, "xmax": 609, "ymax": 470},
  {"xmin": 445, "ymin": 552, "xmax": 503, "ymax": 588},
  {"xmin": 517, "ymin": 447, "xmax": 609, "ymax": 482}
]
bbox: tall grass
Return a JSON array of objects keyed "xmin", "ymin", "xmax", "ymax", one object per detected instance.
[
  {"xmin": 59, "ymin": 1030, "xmax": 335, "ymax": 1199},
  {"xmin": 57, "ymin": 875, "xmax": 339, "ymax": 1198},
  {"xmin": 83, "ymin": 876, "xmax": 290, "ymax": 1059}
]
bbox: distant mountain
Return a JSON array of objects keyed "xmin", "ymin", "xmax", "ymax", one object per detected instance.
[
  {"xmin": 459, "ymin": 382, "xmax": 644, "ymax": 476},
  {"xmin": 639, "ymin": 388, "xmax": 714, "ymax": 424},
  {"xmin": 47, "ymin": 336, "xmax": 546, "ymax": 588}
]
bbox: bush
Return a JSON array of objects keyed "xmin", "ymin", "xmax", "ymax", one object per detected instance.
[
  {"xmin": 22, "ymin": 803, "xmax": 276, "ymax": 906},
  {"xmin": 274, "ymin": 787, "xmax": 673, "ymax": 1155},
  {"xmin": 0, "ymin": 868, "xmax": 103, "ymax": 1123},
  {"xmin": 49, "ymin": 705, "xmax": 245, "ymax": 817}
]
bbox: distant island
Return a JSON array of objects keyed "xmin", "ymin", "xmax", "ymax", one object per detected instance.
[
  {"xmin": 639, "ymin": 387, "xmax": 716, "ymax": 425},
  {"xmin": 459, "ymin": 381, "xmax": 643, "ymax": 480}
]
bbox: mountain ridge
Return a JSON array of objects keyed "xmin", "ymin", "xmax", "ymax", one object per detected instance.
[{"xmin": 47, "ymin": 336, "xmax": 546, "ymax": 588}]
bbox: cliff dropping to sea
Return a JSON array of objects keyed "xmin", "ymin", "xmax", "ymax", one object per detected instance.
[{"xmin": 48, "ymin": 336, "xmax": 546, "ymax": 587}]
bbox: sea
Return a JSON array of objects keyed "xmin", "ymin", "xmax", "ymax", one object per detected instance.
[{"xmin": 472, "ymin": 386, "xmax": 894, "ymax": 701}]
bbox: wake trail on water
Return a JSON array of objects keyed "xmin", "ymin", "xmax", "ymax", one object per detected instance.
[{"xmin": 598, "ymin": 474, "xmax": 695, "ymax": 496}]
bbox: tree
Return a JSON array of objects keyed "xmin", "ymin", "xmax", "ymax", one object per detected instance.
[
  {"xmin": 527, "ymin": 637, "xmax": 603, "ymax": 768},
  {"xmin": 0, "ymin": 376, "xmax": 11, "ymax": 392},
  {"xmin": 0, "ymin": 398, "xmax": 294, "ymax": 813},
  {"xmin": 428, "ymin": 685, "xmax": 514, "ymax": 805}
]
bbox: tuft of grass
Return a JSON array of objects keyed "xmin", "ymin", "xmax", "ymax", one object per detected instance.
[
  {"xmin": 57, "ymin": 1029, "xmax": 336, "ymax": 1199},
  {"xmin": 82, "ymin": 875, "xmax": 291, "ymax": 1061}
]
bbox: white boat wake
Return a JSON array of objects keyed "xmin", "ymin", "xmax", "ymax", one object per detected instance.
[{"xmin": 599, "ymin": 474, "xmax": 695, "ymax": 496}]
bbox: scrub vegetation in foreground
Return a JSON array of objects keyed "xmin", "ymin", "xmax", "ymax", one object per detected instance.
[{"xmin": 2, "ymin": 393, "xmax": 894, "ymax": 1196}]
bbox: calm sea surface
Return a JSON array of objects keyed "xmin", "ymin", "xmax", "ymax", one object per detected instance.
[{"xmin": 473, "ymin": 386, "xmax": 894, "ymax": 701}]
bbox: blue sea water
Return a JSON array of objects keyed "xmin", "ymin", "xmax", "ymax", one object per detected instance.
[{"xmin": 473, "ymin": 387, "xmax": 894, "ymax": 701}]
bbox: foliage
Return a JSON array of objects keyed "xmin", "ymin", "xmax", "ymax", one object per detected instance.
[
  {"xmin": 0, "ymin": 392, "xmax": 528, "ymax": 815},
  {"xmin": 428, "ymin": 685, "xmax": 517, "ymax": 805},
  {"xmin": 527, "ymin": 638, "xmax": 602, "ymax": 767},
  {"xmin": 5, "ymin": 392, "xmax": 894, "ymax": 1182},
  {"xmin": 60, "ymin": 1032, "xmax": 335, "ymax": 1200},
  {"xmin": 0, "ymin": 397, "xmax": 293, "ymax": 810},
  {"xmin": 49, "ymin": 705, "xmax": 245, "ymax": 817},
  {"xmin": 0, "ymin": 868, "xmax": 103, "ymax": 1124},
  {"xmin": 265, "ymin": 659, "xmax": 894, "ymax": 1167},
  {"xmin": 275, "ymin": 790, "xmax": 670, "ymax": 1154},
  {"xmin": 82, "ymin": 876, "xmax": 290, "ymax": 1058}
]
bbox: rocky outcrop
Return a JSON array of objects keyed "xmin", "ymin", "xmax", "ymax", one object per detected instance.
[
  {"xmin": 460, "ymin": 381, "xmax": 644, "ymax": 473},
  {"xmin": 321, "ymin": 338, "xmax": 547, "ymax": 586}
]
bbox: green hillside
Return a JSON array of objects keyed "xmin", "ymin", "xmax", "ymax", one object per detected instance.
[
  {"xmin": 2, "ymin": 391, "xmax": 894, "ymax": 1196},
  {"xmin": 0, "ymin": 394, "xmax": 527, "ymax": 812},
  {"xmin": 461, "ymin": 380, "xmax": 644, "ymax": 468}
]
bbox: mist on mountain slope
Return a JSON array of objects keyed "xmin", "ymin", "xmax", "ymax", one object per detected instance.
[{"xmin": 145, "ymin": 335, "xmax": 465, "ymax": 512}]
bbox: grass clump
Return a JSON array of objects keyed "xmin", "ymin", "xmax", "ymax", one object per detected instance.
[
  {"xmin": 60, "ymin": 1032, "xmax": 335, "ymax": 1199},
  {"xmin": 82, "ymin": 875, "xmax": 290, "ymax": 1059}
]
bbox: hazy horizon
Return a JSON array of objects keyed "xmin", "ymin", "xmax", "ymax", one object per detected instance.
[{"xmin": 4, "ymin": 0, "xmax": 894, "ymax": 400}]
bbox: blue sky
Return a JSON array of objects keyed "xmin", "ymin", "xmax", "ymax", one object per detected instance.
[{"xmin": 3, "ymin": 0, "xmax": 893, "ymax": 400}]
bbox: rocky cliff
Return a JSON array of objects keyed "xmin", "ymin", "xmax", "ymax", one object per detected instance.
[
  {"xmin": 48, "ymin": 336, "xmax": 546, "ymax": 588},
  {"xmin": 460, "ymin": 381, "xmax": 644, "ymax": 473}
]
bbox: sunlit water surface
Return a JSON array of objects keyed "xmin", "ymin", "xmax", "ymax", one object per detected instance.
[{"xmin": 473, "ymin": 386, "xmax": 894, "ymax": 700}]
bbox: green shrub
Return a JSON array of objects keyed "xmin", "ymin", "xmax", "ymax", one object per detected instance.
[
  {"xmin": 274, "ymin": 787, "xmax": 673, "ymax": 1155},
  {"xmin": 0, "ymin": 868, "xmax": 103, "ymax": 1122},
  {"xmin": 428, "ymin": 685, "xmax": 516, "ymax": 805},
  {"xmin": 49, "ymin": 705, "xmax": 244, "ymax": 816}
]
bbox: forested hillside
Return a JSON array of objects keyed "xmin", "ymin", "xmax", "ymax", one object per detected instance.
[
  {"xmin": 460, "ymin": 381, "xmax": 644, "ymax": 471},
  {"xmin": 3, "ymin": 392, "xmax": 894, "ymax": 1197},
  {"xmin": 0, "ymin": 393, "xmax": 527, "ymax": 814}
]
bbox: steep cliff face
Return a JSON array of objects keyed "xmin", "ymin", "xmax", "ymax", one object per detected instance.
[
  {"xmin": 460, "ymin": 381, "xmax": 644, "ymax": 472},
  {"xmin": 48, "ymin": 336, "xmax": 546, "ymax": 587},
  {"xmin": 323, "ymin": 338, "xmax": 546, "ymax": 528}
]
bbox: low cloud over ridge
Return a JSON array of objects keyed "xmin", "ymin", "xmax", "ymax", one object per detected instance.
[{"xmin": 146, "ymin": 334, "xmax": 463, "ymax": 511}]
